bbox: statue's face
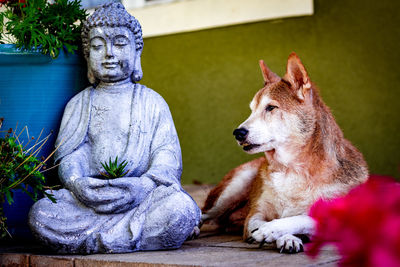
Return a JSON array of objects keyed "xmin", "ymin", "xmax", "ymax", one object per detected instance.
[{"xmin": 88, "ymin": 26, "xmax": 136, "ymax": 83}]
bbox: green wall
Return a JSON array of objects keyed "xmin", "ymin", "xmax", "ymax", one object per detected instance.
[{"xmin": 140, "ymin": 0, "xmax": 400, "ymax": 184}]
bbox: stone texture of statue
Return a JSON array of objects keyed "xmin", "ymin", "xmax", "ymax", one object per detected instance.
[{"xmin": 28, "ymin": 2, "xmax": 201, "ymax": 254}]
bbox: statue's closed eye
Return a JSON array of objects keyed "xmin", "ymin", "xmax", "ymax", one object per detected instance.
[
  {"xmin": 114, "ymin": 37, "xmax": 129, "ymax": 47},
  {"xmin": 91, "ymin": 44, "xmax": 103, "ymax": 50},
  {"xmin": 90, "ymin": 37, "xmax": 105, "ymax": 50},
  {"xmin": 114, "ymin": 42, "xmax": 127, "ymax": 47}
]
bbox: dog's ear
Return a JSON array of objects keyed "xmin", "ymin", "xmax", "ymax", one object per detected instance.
[
  {"xmin": 259, "ymin": 60, "xmax": 280, "ymax": 85},
  {"xmin": 284, "ymin": 52, "xmax": 312, "ymax": 101}
]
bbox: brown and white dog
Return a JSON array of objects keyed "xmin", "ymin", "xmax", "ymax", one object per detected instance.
[{"xmin": 201, "ymin": 53, "xmax": 368, "ymax": 253}]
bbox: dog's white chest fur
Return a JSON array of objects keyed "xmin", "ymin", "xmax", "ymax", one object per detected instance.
[{"xmin": 265, "ymin": 171, "xmax": 311, "ymax": 218}]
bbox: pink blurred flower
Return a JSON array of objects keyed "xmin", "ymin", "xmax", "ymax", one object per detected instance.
[{"xmin": 307, "ymin": 175, "xmax": 400, "ymax": 267}]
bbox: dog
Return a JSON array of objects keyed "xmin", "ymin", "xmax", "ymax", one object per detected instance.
[{"xmin": 200, "ymin": 53, "xmax": 368, "ymax": 253}]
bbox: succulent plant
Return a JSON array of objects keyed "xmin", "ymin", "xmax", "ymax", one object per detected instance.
[{"xmin": 100, "ymin": 156, "xmax": 129, "ymax": 179}]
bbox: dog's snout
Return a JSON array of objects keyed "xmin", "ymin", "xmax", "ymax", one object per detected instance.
[{"xmin": 233, "ymin": 128, "xmax": 249, "ymax": 142}]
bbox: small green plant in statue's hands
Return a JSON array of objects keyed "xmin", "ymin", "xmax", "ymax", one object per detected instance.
[{"xmin": 100, "ymin": 156, "xmax": 129, "ymax": 179}]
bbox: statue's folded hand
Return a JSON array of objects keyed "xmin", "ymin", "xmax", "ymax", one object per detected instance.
[
  {"xmin": 103, "ymin": 176, "xmax": 156, "ymax": 213},
  {"xmin": 73, "ymin": 177, "xmax": 127, "ymax": 214},
  {"xmin": 72, "ymin": 176, "xmax": 156, "ymax": 214}
]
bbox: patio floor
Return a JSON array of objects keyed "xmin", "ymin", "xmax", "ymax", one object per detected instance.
[{"xmin": 0, "ymin": 185, "xmax": 339, "ymax": 267}]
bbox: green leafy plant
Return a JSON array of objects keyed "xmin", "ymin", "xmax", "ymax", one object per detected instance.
[
  {"xmin": 0, "ymin": 0, "xmax": 87, "ymax": 58},
  {"xmin": 0, "ymin": 118, "xmax": 57, "ymax": 238},
  {"xmin": 100, "ymin": 156, "xmax": 130, "ymax": 179}
]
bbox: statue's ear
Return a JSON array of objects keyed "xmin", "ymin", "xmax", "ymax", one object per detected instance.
[
  {"xmin": 132, "ymin": 51, "xmax": 143, "ymax": 82},
  {"xmin": 87, "ymin": 63, "xmax": 97, "ymax": 85}
]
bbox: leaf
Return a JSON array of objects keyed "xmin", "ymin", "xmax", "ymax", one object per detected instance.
[
  {"xmin": 43, "ymin": 192, "xmax": 56, "ymax": 203},
  {"xmin": 5, "ymin": 190, "xmax": 13, "ymax": 205}
]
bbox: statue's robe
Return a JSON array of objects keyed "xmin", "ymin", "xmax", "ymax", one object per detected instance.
[{"xmin": 29, "ymin": 84, "xmax": 201, "ymax": 254}]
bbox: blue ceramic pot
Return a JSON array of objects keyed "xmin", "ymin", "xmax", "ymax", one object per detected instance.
[
  {"xmin": 2, "ymin": 189, "xmax": 36, "ymax": 240},
  {"xmin": 0, "ymin": 44, "xmax": 88, "ymax": 157},
  {"xmin": 0, "ymin": 44, "xmax": 88, "ymax": 239}
]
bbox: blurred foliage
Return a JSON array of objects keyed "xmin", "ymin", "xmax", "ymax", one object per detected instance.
[{"xmin": 0, "ymin": 119, "xmax": 57, "ymax": 238}]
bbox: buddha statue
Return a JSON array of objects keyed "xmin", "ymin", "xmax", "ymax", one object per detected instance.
[{"xmin": 29, "ymin": 2, "xmax": 201, "ymax": 254}]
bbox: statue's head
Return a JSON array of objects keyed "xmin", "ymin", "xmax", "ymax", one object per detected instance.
[{"xmin": 81, "ymin": 2, "xmax": 144, "ymax": 84}]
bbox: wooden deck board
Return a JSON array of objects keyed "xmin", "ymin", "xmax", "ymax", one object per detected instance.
[{"xmin": 0, "ymin": 185, "xmax": 339, "ymax": 267}]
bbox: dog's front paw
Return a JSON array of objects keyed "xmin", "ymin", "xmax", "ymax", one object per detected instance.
[
  {"xmin": 250, "ymin": 220, "xmax": 286, "ymax": 245},
  {"xmin": 276, "ymin": 234, "xmax": 303, "ymax": 253}
]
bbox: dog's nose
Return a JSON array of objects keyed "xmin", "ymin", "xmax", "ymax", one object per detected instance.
[{"xmin": 233, "ymin": 128, "xmax": 248, "ymax": 142}]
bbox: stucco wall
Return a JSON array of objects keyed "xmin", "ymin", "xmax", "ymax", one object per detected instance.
[{"xmin": 140, "ymin": 0, "xmax": 400, "ymax": 184}]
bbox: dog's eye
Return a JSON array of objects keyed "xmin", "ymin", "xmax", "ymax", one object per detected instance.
[{"xmin": 266, "ymin": 105, "xmax": 277, "ymax": 112}]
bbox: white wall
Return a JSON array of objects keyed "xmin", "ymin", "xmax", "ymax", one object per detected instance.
[{"xmin": 123, "ymin": 0, "xmax": 314, "ymax": 38}]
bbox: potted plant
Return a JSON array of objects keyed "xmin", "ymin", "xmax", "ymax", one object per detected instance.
[
  {"xmin": 0, "ymin": 0, "xmax": 87, "ymax": 58},
  {"xmin": 0, "ymin": 0, "xmax": 88, "ymax": 161},
  {"xmin": 0, "ymin": 118, "xmax": 57, "ymax": 240}
]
